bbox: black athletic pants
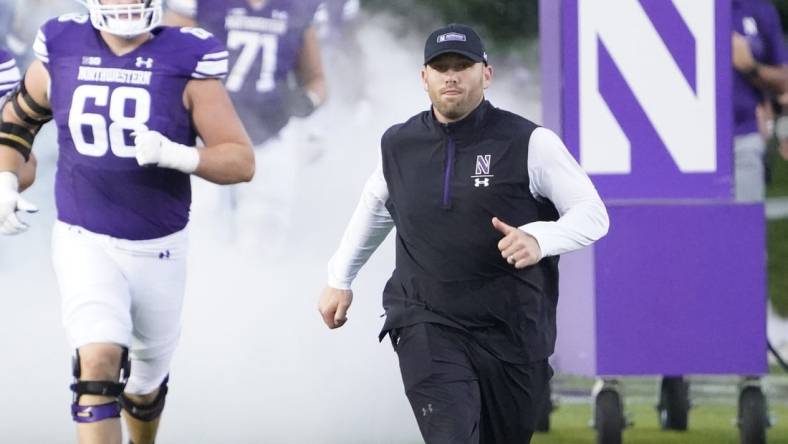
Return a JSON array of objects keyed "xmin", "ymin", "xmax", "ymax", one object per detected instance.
[{"xmin": 391, "ymin": 323, "xmax": 552, "ymax": 444}]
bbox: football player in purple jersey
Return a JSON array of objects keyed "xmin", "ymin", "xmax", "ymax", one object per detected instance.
[
  {"xmin": 165, "ymin": 0, "xmax": 327, "ymax": 144},
  {"xmin": 164, "ymin": 0, "xmax": 327, "ymax": 252},
  {"xmin": 731, "ymin": 0, "xmax": 788, "ymax": 202},
  {"xmin": 0, "ymin": 46, "xmax": 37, "ymax": 196},
  {"xmin": 0, "ymin": 1, "xmax": 254, "ymax": 443}
]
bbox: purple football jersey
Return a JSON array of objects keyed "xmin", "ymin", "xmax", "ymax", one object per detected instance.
[
  {"xmin": 35, "ymin": 14, "xmax": 228, "ymax": 240},
  {"xmin": 195, "ymin": 0, "xmax": 321, "ymax": 144},
  {"xmin": 0, "ymin": 47, "xmax": 20, "ymax": 97},
  {"xmin": 732, "ymin": 0, "xmax": 788, "ymax": 136}
]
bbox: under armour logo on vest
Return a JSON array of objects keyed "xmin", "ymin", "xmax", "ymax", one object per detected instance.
[
  {"xmin": 135, "ymin": 57, "xmax": 154, "ymax": 69},
  {"xmin": 474, "ymin": 177, "xmax": 490, "ymax": 187}
]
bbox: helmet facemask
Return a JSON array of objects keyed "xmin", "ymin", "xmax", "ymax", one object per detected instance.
[{"xmin": 78, "ymin": 0, "xmax": 163, "ymax": 39}]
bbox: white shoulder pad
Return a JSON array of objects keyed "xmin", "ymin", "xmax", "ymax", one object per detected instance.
[
  {"xmin": 33, "ymin": 29, "xmax": 48, "ymax": 63},
  {"xmin": 192, "ymin": 50, "xmax": 229, "ymax": 79}
]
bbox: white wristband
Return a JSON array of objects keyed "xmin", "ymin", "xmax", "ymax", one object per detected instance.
[
  {"xmin": 0, "ymin": 171, "xmax": 19, "ymax": 191},
  {"xmin": 159, "ymin": 140, "xmax": 200, "ymax": 174}
]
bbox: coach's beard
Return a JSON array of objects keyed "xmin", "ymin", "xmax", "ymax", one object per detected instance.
[{"xmin": 432, "ymin": 94, "xmax": 483, "ymax": 122}]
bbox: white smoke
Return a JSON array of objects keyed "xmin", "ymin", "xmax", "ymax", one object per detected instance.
[{"xmin": 0, "ymin": 8, "xmax": 543, "ymax": 444}]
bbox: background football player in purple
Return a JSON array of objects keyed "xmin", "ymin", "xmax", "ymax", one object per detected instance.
[
  {"xmin": 0, "ymin": 45, "xmax": 37, "ymax": 203},
  {"xmin": 731, "ymin": 0, "xmax": 788, "ymax": 202},
  {"xmin": 0, "ymin": 1, "xmax": 254, "ymax": 443},
  {"xmin": 0, "ymin": 47, "xmax": 21, "ymax": 98},
  {"xmin": 164, "ymin": 0, "xmax": 327, "ymax": 253}
]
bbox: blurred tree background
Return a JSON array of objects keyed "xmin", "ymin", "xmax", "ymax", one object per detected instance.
[
  {"xmin": 366, "ymin": 0, "xmax": 788, "ymax": 45},
  {"xmin": 775, "ymin": 0, "xmax": 788, "ymax": 30},
  {"xmin": 362, "ymin": 0, "xmax": 539, "ymax": 51}
]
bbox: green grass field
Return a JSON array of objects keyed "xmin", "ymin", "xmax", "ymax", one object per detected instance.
[
  {"xmin": 533, "ymin": 403, "xmax": 788, "ymax": 444},
  {"xmin": 528, "ymin": 373, "xmax": 788, "ymax": 444},
  {"xmin": 768, "ymin": 151, "xmax": 788, "ymax": 316},
  {"xmin": 767, "ymin": 147, "xmax": 788, "ymax": 198},
  {"xmin": 770, "ymin": 218, "xmax": 788, "ymax": 317}
]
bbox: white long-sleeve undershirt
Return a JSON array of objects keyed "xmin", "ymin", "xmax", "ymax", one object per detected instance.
[{"xmin": 326, "ymin": 126, "xmax": 610, "ymax": 290}]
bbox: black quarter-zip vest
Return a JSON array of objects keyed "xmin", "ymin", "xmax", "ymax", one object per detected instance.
[{"xmin": 380, "ymin": 100, "xmax": 560, "ymax": 364}]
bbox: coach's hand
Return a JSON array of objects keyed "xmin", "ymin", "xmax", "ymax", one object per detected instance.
[
  {"xmin": 492, "ymin": 217, "xmax": 541, "ymax": 269},
  {"xmin": 318, "ymin": 286, "xmax": 353, "ymax": 329},
  {"xmin": 0, "ymin": 171, "xmax": 38, "ymax": 236}
]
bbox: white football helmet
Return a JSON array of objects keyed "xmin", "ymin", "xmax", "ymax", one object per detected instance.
[{"xmin": 78, "ymin": 0, "xmax": 163, "ymax": 38}]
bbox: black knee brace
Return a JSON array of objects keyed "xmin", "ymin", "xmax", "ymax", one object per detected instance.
[
  {"xmin": 70, "ymin": 347, "xmax": 131, "ymax": 423},
  {"xmin": 119, "ymin": 376, "xmax": 169, "ymax": 422}
]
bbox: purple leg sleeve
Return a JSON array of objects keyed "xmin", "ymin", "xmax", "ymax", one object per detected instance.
[{"xmin": 71, "ymin": 401, "xmax": 121, "ymax": 423}]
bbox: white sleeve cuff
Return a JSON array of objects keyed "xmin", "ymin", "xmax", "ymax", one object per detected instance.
[{"xmin": 327, "ymin": 260, "xmax": 353, "ymax": 290}]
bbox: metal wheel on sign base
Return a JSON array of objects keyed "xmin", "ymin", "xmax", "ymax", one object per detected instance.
[
  {"xmin": 657, "ymin": 376, "xmax": 690, "ymax": 431},
  {"xmin": 738, "ymin": 382, "xmax": 769, "ymax": 444},
  {"xmin": 595, "ymin": 388, "xmax": 624, "ymax": 444}
]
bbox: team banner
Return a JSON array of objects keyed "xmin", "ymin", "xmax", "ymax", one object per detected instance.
[{"xmin": 544, "ymin": 0, "xmax": 732, "ymax": 201}]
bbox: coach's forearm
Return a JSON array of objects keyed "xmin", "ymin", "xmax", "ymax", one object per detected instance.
[
  {"xmin": 520, "ymin": 198, "xmax": 609, "ymax": 258},
  {"xmin": 327, "ymin": 167, "xmax": 394, "ymax": 288}
]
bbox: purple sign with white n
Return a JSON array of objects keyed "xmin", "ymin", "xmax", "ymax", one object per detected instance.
[{"xmin": 549, "ymin": 0, "xmax": 733, "ymax": 200}]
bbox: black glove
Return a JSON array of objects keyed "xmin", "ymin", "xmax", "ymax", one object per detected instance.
[{"xmin": 284, "ymin": 88, "xmax": 319, "ymax": 118}]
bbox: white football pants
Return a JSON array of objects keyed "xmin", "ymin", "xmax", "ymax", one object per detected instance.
[{"xmin": 51, "ymin": 221, "xmax": 188, "ymax": 395}]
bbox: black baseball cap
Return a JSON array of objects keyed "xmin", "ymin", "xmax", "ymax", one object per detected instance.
[{"xmin": 424, "ymin": 23, "xmax": 488, "ymax": 65}]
